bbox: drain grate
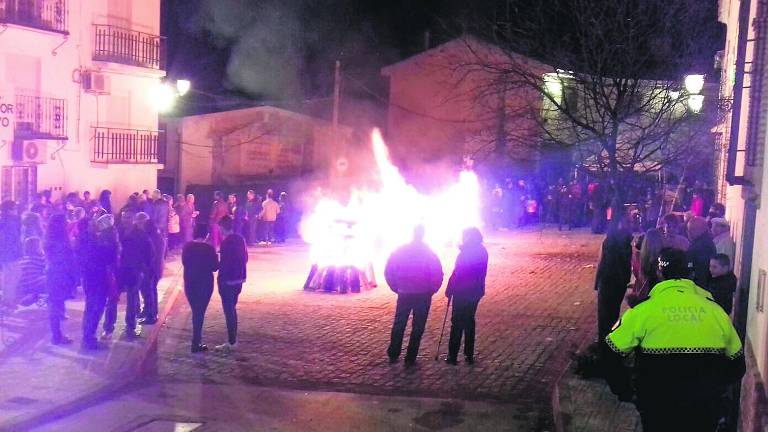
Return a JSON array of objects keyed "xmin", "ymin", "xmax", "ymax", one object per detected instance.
[{"xmin": 129, "ymin": 420, "xmax": 204, "ymax": 432}]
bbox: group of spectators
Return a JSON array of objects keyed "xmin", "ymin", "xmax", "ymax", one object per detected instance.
[
  {"xmin": 206, "ymin": 189, "xmax": 289, "ymax": 250},
  {"xmin": 486, "ymin": 176, "xmax": 719, "ymax": 235},
  {"xmin": 593, "ymin": 202, "xmax": 743, "ymax": 431},
  {"xmin": 0, "ymin": 185, "xmax": 287, "ymax": 352}
]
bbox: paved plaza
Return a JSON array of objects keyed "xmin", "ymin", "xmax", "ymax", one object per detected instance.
[
  {"xmin": 17, "ymin": 228, "xmax": 604, "ymax": 431},
  {"xmin": 149, "ymin": 228, "xmax": 602, "ymax": 429}
]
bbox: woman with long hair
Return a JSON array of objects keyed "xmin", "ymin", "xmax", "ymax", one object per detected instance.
[
  {"xmin": 98, "ymin": 190, "xmax": 113, "ymax": 215},
  {"xmin": 45, "ymin": 213, "xmax": 78, "ymax": 344},
  {"xmin": 444, "ymin": 227, "xmax": 488, "ymax": 365},
  {"xmin": 626, "ymin": 228, "xmax": 664, "ymax": 307},
  {"xmin": 21, "ymin": 211, "xmax": 44, "ymax": 242}
]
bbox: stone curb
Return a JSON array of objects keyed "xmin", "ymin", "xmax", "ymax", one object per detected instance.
[
  {"xmin": 551, "ymin": 330, "xmax": 596, "ymax": 432},
  {"xmin": 1, "ymin": 269, "xmax": 184, "ymax": 432}
]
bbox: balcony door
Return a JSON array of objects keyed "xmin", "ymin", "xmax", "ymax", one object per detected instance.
[{"xmin": 1, "ymin": 165, "xmax": 37, "ymax": 207}]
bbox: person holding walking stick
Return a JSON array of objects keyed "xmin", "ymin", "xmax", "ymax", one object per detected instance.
[
  {"xmin": 444, "ymin": 227, "xmax": 488, "ymax": 365},
  {"xmin": 385, "ymin": 225, "xmax": 443, "ymax": 367}
]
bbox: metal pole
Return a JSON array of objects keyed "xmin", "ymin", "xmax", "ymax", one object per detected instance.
[
  {"xmin": 332, "ymin": 60, "xmax": 341, "ymax": 159},
  {"xmin": 434, "ymin": 296, "xmax": 452, "ymax": 360}
]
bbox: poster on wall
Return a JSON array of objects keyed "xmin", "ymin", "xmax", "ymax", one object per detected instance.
[{"xmin": 0, "ymin": 91, "xmax": 15, "ymax": 150}]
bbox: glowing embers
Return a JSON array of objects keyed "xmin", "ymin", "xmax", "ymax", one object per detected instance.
[{"xmin": 302, "ymin": 263, "xmax": 378, "ymax": 293}]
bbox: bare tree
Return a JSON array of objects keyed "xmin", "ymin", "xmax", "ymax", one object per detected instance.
[{"xmin": 449, "ymin": 0, "xmax": 722, "ymax": 208}]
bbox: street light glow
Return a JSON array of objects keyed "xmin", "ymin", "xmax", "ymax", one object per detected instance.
[
  {"xmin": 176, "ymin": 79, "xmax": 191, "ymax": 96},
  {"xmin": 684, "ymin": 74, "xmax": 705, "ymax": 94},
  {"xmin": 152, "ymin": 82, "xmax": 177, "ymax": 113},
  {"xmin": 688, "ymin": 94, "xmax": 704, "ymax": 113}
]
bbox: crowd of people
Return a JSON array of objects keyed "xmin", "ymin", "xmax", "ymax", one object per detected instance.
[
  {"xmin": 487, "ymin": 176, "xmax": 719, "ymax": 235},
  {"xmin": 0, "ymin": 186, "xmax": 288, "ymax": 352},
  {"xmin": 591, "ymin": 201, "xmax": 744, "ymax": 431}
]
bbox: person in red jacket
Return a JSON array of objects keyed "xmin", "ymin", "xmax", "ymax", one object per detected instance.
[
  {"xmin": 444, "ymin": 227, "xmax": 488, "ymax": 365},
  {"xmin": 385, "ymin": 225, "xmax": 443, "ymax": 366},
  {"xmin": 215, "ymin": 215, "xmax": 248, "ymax": 352}
]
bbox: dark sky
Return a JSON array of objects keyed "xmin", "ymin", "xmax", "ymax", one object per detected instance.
[
  {"xmin": 161, "ymin": 0, "xmax": 461, "ymax": 118},
  {"xmin": 161, "ymin": 0, "xmax": 723, "ymax": 120}
]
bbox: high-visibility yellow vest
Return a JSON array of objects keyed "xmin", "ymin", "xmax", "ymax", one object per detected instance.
[{"xmin": 607, "ymin": 278, "xmax": 742, "ymax": 359}]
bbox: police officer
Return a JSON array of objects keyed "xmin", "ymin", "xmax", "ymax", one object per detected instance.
[{"xmin": 605, "ymin": 248, "xmax": 745, "ymax": 432}]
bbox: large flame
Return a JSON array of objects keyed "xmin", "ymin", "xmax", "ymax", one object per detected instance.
[{"xmin": 300, "ymin": 129, "xmax": 481, "ymax": 269}]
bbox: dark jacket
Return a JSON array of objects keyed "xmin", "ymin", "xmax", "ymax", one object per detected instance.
[
  {"xmin": 182, "ymin": 241, "xmax": 219, "ymax": 289},
  {"xmin": 0, "ymin": 214, "xmax": 22, "ymax": 264},
  {"xmin": 384, "ymin": 241, "xmax": 443, "ymax": 295},
  {"xmin": 446, "ymin": 244, "xmax": 488, "ymax": 301},
  {"xmin": 595, "ymin": 227, "xmax": 633, "ymax": 293},
  {"xmin": 120, "ymin": 228, "xmax": 154, "ymax": 272},
  {"xmin": 219, "ymin": 233, "xmax": 248, "ymax": 284},
  {"xmin": 707, "ymin": 272, "xmax": 737, "ymax": 315},
  {"xmin": 151, "ymin": 199, "xmax": 169, "ymax": 235},
  {"xmin": 687, "ymin": 234, "xmax": 717, "ymax": 288},
  {"xmin": 45, "ymin": 240, "xmax": 78, "ymax": 299}
]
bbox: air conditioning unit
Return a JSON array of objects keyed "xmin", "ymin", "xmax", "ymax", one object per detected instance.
[
  {"xmin": 82, "ymin": 71, "xmax": 110, "ymax": 94},
  {"xmin": 11, "ymin": 140, "xmax": 47, "ymax": 164}
]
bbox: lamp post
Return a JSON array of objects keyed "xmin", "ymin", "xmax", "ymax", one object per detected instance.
[{"xmin": 683, "ymin": 74, "xmax": 705, "ymax": 113}]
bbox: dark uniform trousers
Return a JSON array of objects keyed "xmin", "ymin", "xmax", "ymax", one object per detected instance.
[
  {"xmin": 186, "ymin": 282, "xmax": 214, "ymax": 347},
  {"xmin": 387, "ymin": 293, "xmax": 432, "ymax": 362},
  {"xmin": 638, "ymin": 399, "xmax": 720, "ymax": 432},
  {"xmin": 447, "ymin": 298, "xmax": 479, "ymax": 361}
]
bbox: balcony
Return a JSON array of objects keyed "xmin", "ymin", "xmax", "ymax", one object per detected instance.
[
  {"xmin": 91, "ymin": 127, "xmax": 164, "ymax": 164},
  {"xmin": 0, "ymin": 0, "xmax": 68, "ymax": 34},
  {"xmin": 93, "ymin": 24, "xmax": 165, "ymax": 70},
  {"xmin": 15, "ymin": 95, "xmax": 67, "ymax": 139}
]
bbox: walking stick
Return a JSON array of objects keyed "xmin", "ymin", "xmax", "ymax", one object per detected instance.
[{"xmin": 435, "ymin": 296, "xmax": 452, "ymax": 360}]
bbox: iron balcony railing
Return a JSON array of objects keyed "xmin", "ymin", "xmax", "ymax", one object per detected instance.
[
  {"xmin": 15, "ymin": 95, "xmax": 67, "ymax": 139},
  {"xmin": 92, "ymin": 127, "xmax": 164, "ymax": 164},
  {"xmin": 0, "ymin": 0, "xmax": 68, "ymax": 33},
  {"xmin": 93, "ymin": 24, "xmax": 165, "ymax": 70}
]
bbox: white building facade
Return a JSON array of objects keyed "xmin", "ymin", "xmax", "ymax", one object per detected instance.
[
  {"xmin": 716, "ymin": 0, "xmax": 768, "ymax": 429},
  {"xmin": 0, "ymin": 0, "xmax": 165, "ymax": 207}
]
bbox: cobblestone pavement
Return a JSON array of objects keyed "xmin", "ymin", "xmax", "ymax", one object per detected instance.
[{"xmin": 151, "ymin": 228, "xmax": 602, "ymax": 429}]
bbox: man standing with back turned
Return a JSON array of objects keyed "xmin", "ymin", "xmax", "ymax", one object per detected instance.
[{"xmin": 385, "ymin": 225, "xmax": 443, "ymax": 367}]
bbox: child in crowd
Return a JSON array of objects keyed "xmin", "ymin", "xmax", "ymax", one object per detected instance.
[
  {"xmin": 708, "ymin": 253, "xmax": 738, "ymax": 315},
  {"xmin": 17, "ymin": 237, "xmax": 47, "ymax": 306}
]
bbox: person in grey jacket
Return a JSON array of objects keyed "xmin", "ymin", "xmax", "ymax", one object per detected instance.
[{"xmin": 385, "ymin": 225, "xmax": 443, "ymax": 366}]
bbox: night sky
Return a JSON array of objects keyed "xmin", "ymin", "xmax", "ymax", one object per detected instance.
[
  {"xmin": 161, "ymin": 0, "xmax": 463, "ymax": 119},
  {"xmin": 161, "ymin": 0, "xmax": 722, "ymax": 121}
]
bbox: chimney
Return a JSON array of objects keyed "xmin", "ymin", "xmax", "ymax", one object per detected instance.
[{"xmin": 424, "ymin": 30, "xmax": 431, "ymax": 51}]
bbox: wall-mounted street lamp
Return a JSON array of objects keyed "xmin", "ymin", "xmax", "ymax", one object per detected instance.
[
  {"xmin": 684, "ymin": 74, "xmax": 705, "ymax": 95},
  {"xmin": 150, "ymin": 79, "xmax": 191, "ymax": 113},
  {"xmin": 683, "ymin": 74, "xmax": 705, "ymax": 113}
]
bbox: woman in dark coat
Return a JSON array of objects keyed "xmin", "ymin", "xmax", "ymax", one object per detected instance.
[
  {"xmin": 595, "ymin": 217, "xmax": 633, "ymax": 359},
  {"xmin": 445, "ymin": 227, "xmax": 488, "ymax": 365},
  {"xmin": 45, "ymin": 213, "xmax": 78, "ymax": 344}
]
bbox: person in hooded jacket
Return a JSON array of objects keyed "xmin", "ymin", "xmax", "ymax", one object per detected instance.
[{"xmin": 444, "ymin": 227, "xmax": 488, "ymax": 365}]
